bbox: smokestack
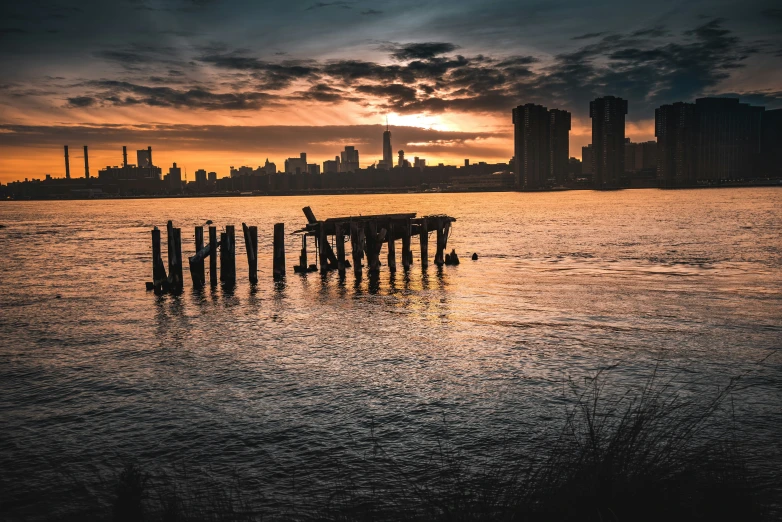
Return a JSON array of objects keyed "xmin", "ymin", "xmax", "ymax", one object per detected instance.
[
  {"xmin": 123, "ymin": 146, "xmax": 127, "ymax": 167},
  {"xmin": 147, "ymin": 146, "xmax": 152, "ymax": 167},
  {"xmin": 83, "ymin": 145, "xmax": 90, "ymax": 179},
  {"xmin": 64, "ymin": 145, "xmax": 70, "ymax": 179}
]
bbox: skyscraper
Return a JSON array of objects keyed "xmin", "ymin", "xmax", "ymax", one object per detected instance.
[
  {"xmin": 590, "ymin": 96, "xmax": 628, "ymax": 188},
  {"xmin": 762, "ymin": 109, "xmax": 782, "ymax": 178},
  {"xmin": 340, "ymin": 146, "xmax": 359, "ymax": 172},
  {"xmin": 655, "ymin": 102, "xmax": 698, "ymax": 187},
  {"xmin": 382, "ymin": 120, "xmax": 393, "ymax": 170},
  {"xmin": 694, "ymin": 97, "xmax": 763, "ymax": 181},
  {"xmin": 581, "ymin": 144, "xmax": 593, "ymax": 177},
  {"xmin": 549, "ymin": 109, "xmax": 571, "ymax": 185},
  {"xmin": 512, "ymin": 103, "xmax": 550, "ymax": 189}
]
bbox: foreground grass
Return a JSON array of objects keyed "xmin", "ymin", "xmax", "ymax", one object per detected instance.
[{"xmin": 97, "ymin": 366, "xmax": 775, "ymax": 522}]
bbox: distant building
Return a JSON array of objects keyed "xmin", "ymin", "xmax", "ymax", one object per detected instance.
[
  {"xmin": 413, "ymin": 157, "xmax": 426, "ymax": 170},
  {"xmin": 168, "ymin": 163, "xmax": 182, "ymax": 191},
  {"xmin": 264, "ymin": 158, "xmax": 276, "ymax": 174},
  {"xmin": 655, "ymin": 97, "xmax": 765, "ymax": 187},
  {"xmin": 137, "ymin": 147, "xmax": 153, "ymax": 168},
  {"xmin": 762, "ymin": 108, "xmax": 782, "ymax": 178},
  {"xmin": 323, "ymin": 156, "xmax": 340, "ymax": 173},
  {"xmin": 285, "ymin": 153, "xmax": 308, "ymax": 175},
  {"xmin": 340, "ymin": 146, "xmax": 360, "ymax": 172},
  {"xmin": 695, "ymin": 97, "xmax": 763, "ymax": 182},
  {"xmin": 656, "ymin": 102, "xmax": 698, "ymax": 186},
  {"xmin": 397, "ymin": 150, "xmax": 410, "ymax": 168},
  {"xmin": 208, "ymin": 171, "xmax": 217, "ymax": 184},
  {"xmin": 581, "ymin": 145, "xmax": 594, "ymax": 177},
  {"xmin": 308, "ymin": 164, "xmax": 321, "ymax": 176},
  {"xmin": 195, "ymin": 168, "xmax": 207, "ymax": 187},
  {"xmin": 512, "ymin": 103, "xmax": 550, "ymax": 189},
  {"xmin": 383, "ymin": 124, "xmax": 393, "ymax": 170},
  {"xmin": 590, "ymin": 96, "xmax": 628, "ymax": 188},
  {"xmin": 549, "ymin": 109, "xmax": 572, "ymax": 185},
  {"xmin": 568, "ymin": 157, "xmax": 582, "ymax": 180}
]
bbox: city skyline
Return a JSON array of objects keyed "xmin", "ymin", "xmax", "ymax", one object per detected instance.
[{"xmin": 0, "ymin": 1, "xmax": 781, "ymax": 182}]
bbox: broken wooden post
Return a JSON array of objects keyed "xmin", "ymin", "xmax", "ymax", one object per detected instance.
[
  {"xmin": 189, "ymin": 226, "xmax": 205, "ymax": 287},
  {"xmin": 365, "ymin": 221, "xmax": 381, "ymax": 274},
  {"xmin": 335, "ymin": 222, "xmax": 346, "ymax": 276},
  {"xmin": 209, "ymin": 226, "xmax": 217, "ymax": 286},
  {"xmin": 166, "ymin": 220, "xmax": 175, "ymax": 276},
  {"xmin": 419, "ymin": 218, "xmax": 429, "ymax": 269},
  {"xmin": 434, "ymin": 217, "xmax": 445, "ymax": 267},
  {"xmin": 220, "ymin": 231, "xmax": 228, "ymax": 281},
  {"xmin": 273, "ymin": 222, "xmax": 285, "ymax": 278},
  {"xmin": 387, "ymin": 222, "xmax": 397, "ymax": 272},
  {"xmin": 402, "ymin": 218, "xmax": 412, "ymax": 270},
  {"xmin": 151, "ymin": 226, "xmax": 167, "ymax": 293},
  {"xmin": 170, "ymin": 227, "xmax": 184, "ymax": 293},
  {"xmin": 242, "ymin": 223, "xmax": 258, "ymax": 284},
  {"xmin": 350, "ymin": 222, "xmax": 362, "ymax": 277},
  {"xmin": 294, "ymin": 235, "xmax": 308, "ymax": 273},
  {"xmin": 318, "ymin": 222, "xmax": 328, "ymax": 274}
]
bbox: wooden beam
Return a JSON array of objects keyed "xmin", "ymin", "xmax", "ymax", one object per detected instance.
[
  {"xmin": 402, "ymin": 218, "xmax": 411, "ymax": 270},
  {"xmin": 190, "ymin": 226, "xmax": 205, "ymax": 287},
  {"xmin": 387, "ymin": 223, "xmax": 396, "ymax": 272},
  {"xmin": 243, "ymin": 223, "xmax": 258, "ymax": 284},
  {"xmin": 351, "ymin": 221, "xmax": 363, "ymax": 278},
  {"xmin": 273, "ymin": 222, "xmax": 286, "ymax": 279},
  {"xmin": 434, "ymin": 217, "xmax": 445, "ymax": 266},
  {"xmin": 318, "ymin": 222, "xmax": 329, "ymax": 274},
  {"xmin": 151, "ymin": 226, "xmax": 167, "ymax": 293},
  {"xmin": 170, "ymin": 227, "xmax": 183, "ymax": 293},
  {"xmin": 209, "ymin": 226, "xmax": 217, "ymax": 286},
  {"xmin": 335, "ymin": 222, "xmax": 346, "ymax": 277},
  {"xmin": 419, "ymin": 218, "xmax": 429, "ymax": 269}
]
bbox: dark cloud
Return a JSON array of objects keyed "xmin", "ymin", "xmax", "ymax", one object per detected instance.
[
  {"xmin": 761, "ymin": 8, "xmax": 782, "ymax": 20},
  {"xmin": 198, "ymin": 54, "xmax": 320, "ymax": 89},
  {"xmin": 356, "ymin": 84, "xmax": 418, "ymax": 104},
  {"xmin": 66, "ymin": 96, "xmax": 97, "ymax": 108},
  {"xmin": 391, "ymin": 42, "xmax": 459, "ymax": 61},
  {"xmin": 83, "ymin": 80, "xmax": 277, "ymax": 110},
  {"xmin": 305, "ymin": 1, "xmax": 353, "ymax": 11},
  {"xmin": 572, "ymin": 32, "xmax": 607, "ymax": 40},
  {"xmin": 294, "ymin": 83, "xmax": 352, "ymax": 103},
  {"xmin": 361, "ymin": 9, "xmax": 382, "ymax": 15},
  {"xmin": 0, "ymin": 124, "xmax": 502, "ymax": 157}
]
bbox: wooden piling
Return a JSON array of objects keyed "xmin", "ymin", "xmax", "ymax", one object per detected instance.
[
  {"xmin": 171, "ymin": 227, "xmax": 183, "ymax": 293},
  {"xmin": 209, "ymin": 226, "xmax": 217, "ymax": 286},
  {"xmin": 335, "ymin": 222, "xmax": 346, "ymax": 276},
  {"xmin": 190, "ymin": 226, "xmax": 205, "ymax": 287},
  {"xmin": 387, "ymin": 223, "xmax": 397, "ymax": 272},
  {"xmin": 242, "ymin": 223, "xmax": 258, "ymax": 284},
  {"xmin": 351, "ymin": 222, "xmax": 362, "ymax": 277},
  {"xmin": 166, "ymin": 220, "xmax": 175, "ymax": 276},
  {"xmin": 151, "ymin": 226, "xmax": 167, "ymax": 293},
  {"xmin": 402, "ymin": 218, "xmax": 412, "ymax": 270},
  {"xmin": 366, "ymin": 221, "xmax": 381, "ymax": 274},
  {"xmin": 220, "ymin": 231, "xmax": 228, "ymax": 282},
  {"xmin": 226, "ymin": 225, "xmax": 236, "ymax": 283},
  {"xmin": 318, "ymin": 222, "xmax": 328, "ymax": 274},
  {"xmin": 434, "ymin": 217, "xmax": 445, "ymax": 266},
  {"xmin": 419, "ymin": 218, "xmax": 429, "ymax": 269},
  {"xmin": 273, "ymin": 222, "xmax": 285, "ymax": 278}
]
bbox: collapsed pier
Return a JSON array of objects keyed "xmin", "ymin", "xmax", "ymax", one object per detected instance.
[{"xmin": 147, "ymin": 206, "xmax": 458, "ymax": 294}]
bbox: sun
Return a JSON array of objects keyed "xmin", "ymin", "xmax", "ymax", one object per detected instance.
[{"xmin": 387, "ymin": 112, "xmax": 454, "ymax": 132}]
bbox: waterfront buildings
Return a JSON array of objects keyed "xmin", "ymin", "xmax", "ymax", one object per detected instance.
[{"xmin": 512, "ymin": 103, "xmax": 572, "ymax": 189}]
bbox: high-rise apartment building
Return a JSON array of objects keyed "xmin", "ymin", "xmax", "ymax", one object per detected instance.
[
  {"xmin": 512, "ymin": 103, "xmax": 551, "ymax": 189},
  {"xmin": 655, "ymin": 102, "xmax": 698, "ymax": 187},
  {"xmin": 549, "ymin": 109, "xmax": 571, "ymax": 185},
  {"xmin": 590, "ymin": 96, "xmax": 628, "ymax": 188}
]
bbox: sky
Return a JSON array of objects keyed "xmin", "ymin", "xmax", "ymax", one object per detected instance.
[{"xmin": 0, "ymin": 0, "xmax": 780, "ymax": 182}]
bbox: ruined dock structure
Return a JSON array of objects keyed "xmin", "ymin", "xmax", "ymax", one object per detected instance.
[{"xmin": 148, "ymin": 206, "xmax": 457, "ymax": 294}]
